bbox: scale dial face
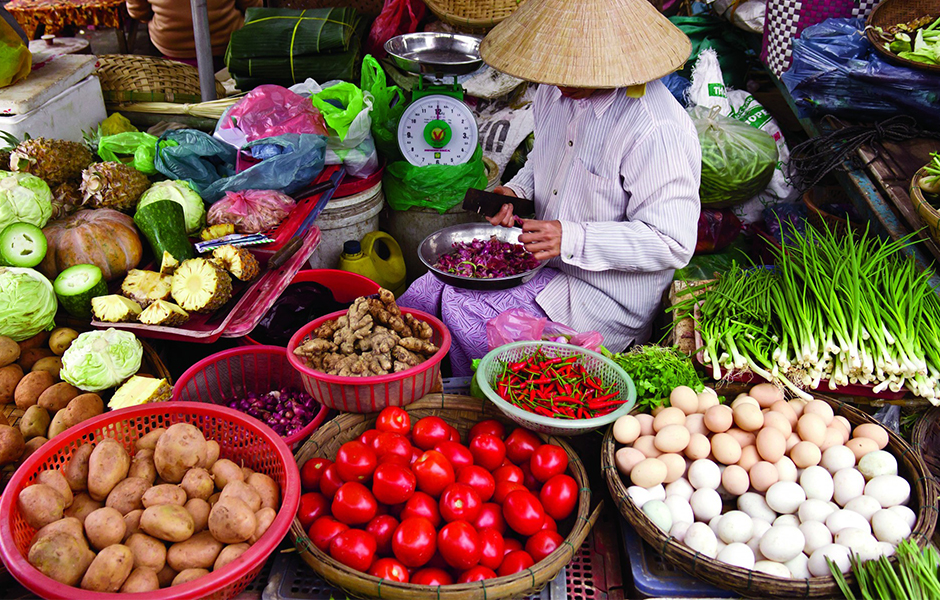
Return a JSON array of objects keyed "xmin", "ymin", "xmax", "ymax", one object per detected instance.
[{"xmin": 398, "ymin": 94, "xmax": 478, "ymax": 166}]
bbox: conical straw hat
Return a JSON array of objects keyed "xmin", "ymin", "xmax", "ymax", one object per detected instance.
[{"xmin": 480, "ymin": 0, "xmax": 692, "ymax": 88}]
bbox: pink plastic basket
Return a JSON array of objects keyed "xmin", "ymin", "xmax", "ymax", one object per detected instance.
[
  {"xmin": 0, "ymin": 402, "xmax": 301, "ymax": 600},
  {"xmin": 173, "ymin": 345, "xmax": 330, "ymax": 449},
  {"xmin": 287, "ymin": 308, "xmax": 452, "ymax": 413}
]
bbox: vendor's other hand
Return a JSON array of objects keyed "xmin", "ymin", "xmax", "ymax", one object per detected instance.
[
  {"xmin": 519, "ymin": 219, "xmax": 562, "ymax": 261},
  {"xmin": 487, "ymin": 186, "xmax": 518, "ymax": 227}
]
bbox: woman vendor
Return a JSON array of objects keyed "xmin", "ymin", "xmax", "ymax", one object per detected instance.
[{"xmin": 397, "ymin": 0, "xmax": 701, "ymax": 376}]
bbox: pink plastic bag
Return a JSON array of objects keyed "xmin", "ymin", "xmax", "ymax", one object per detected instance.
[
  {"xmin": 486, "ymin": 309, "xmax": 604, "ymax": 352},
  {"xmin": 207, "ymin": 189, "xmax": 296, "ymax": 233},
  {"xmin": 216, "ymin": 85, "xmax": 328, "ymax": 145},
  {"xmin": 365, "ymin": 0, "xmax": 426, "ymax": 58}
]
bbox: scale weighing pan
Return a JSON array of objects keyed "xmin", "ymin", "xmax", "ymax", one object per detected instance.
[{"xmin": 385, "ymin": 33, "xmax": 483, "ymax": 76}]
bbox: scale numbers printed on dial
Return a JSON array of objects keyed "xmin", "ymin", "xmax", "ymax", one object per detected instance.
[{"xmin": 398, "ymin": 94, "xmax": 479, "ymax": 166}]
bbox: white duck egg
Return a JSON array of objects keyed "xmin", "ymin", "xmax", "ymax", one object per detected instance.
[
  {"xmin": 857, "ymin": 450, "xmax": 898, "ymax": 480},
  {"xmin": 642, "ymin": 499, "xmax": 673, "ymax": 533},
  {"xmin": 826, "ymin": 509, "xmax": 872, "ymax": 535},
  {"xmin": 809, "ymin": 544, "xmax": 851, "ymax": 577},
  {"xmin": 872, "ymin": 509, "xmax": 911, "ymax": 545},
  {"xmin": 718, "ymin": 510, "xmax": 753, "ymax": 544},
  {"xmin": 708, "ymin": 514, "xmax": 724, "ymax": 536},
  {"xmin": 844, "ymin": 496, "xmax": 881, "ymax": 521},
  {"xmin": 664, "ymin": 495, "xmax": 694, "ymax": 526},
  {"xmin": 670, "ymin": 520, "xmax": 692, "ymax": 543},
  {"xmin": 717, "ymin": 543, "xmax": 756, "ymax": 569},
  {"xmin": 766, "ymin": 481, "xmax": 806, "ymax": 514},
  {"xmin": 665, "ymin": 477, "xmax": 695, "ymax": 501},
  {"xmin": 877, "ymin": 542, "xmax": 897, "ymax": 558},
  {"xmin": 775, "ymin": 456, "xmax": 799, "ymax": 483},
  {"xmin": 799, "ymin": 466, "xmax": 834, "ymax": 502},
  {"xmin": 690, "ymin": 488, "xmax": 723, "ymax": 522},
  {"xmin": 754, "ymin": 560, "xmax": 792, "ymax": 578},
  {"xmin": 821, "ymin": 445, "xmax": 856, "ymax": 474},
  {"xmin": 773, "ymin": 514, "xmax": 801, "ymax": 528},
  {"xmin": 759, "ymin": 525, "xmax": 805, "ymax": 562},
  {"xmin": 834, "ymin": 528, "xmax": 880, "ymax": 562},
  {"xmin": 627, "ymin": 486, "xmax": 652, "ymax": 506},
  {"xmin": 889, "ymin": 505, "xmax": 916, "ymax": 529},
  {"xmin": 750, "ymin": 518, "xmax": 772, "ymax": 542},
  {"xmin": 865, "ymin": 475, "xmax": 910, "ymax": 508},
  {"xmin": 684, "ymin": 522, "xmax": 719, "ymax": 558},
  {"xmin": 833, "ymin": 468, "xmax": 866, "ymax": 506},
  {"xmin": 799, "ymin": 499, "xmax": 837, "ymax": 524},
  {"xmin": 688, "ymin": 459, "xmax": 721, "ymax": 490},
  {"xmin": 799, "ymin": 520, "xmax": 833, "ymax": 555},
  {"xmin": 738, "ymin": 492, "xmax": 778, "ymax": 523},
  {"xmin": 784, "ymin": 552, "xmax": 811, "ymax": 579}
]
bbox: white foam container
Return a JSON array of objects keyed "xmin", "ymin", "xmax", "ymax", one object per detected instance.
[{"xmin": 0, "ymin": 75, "xmax": 107, "ymax": 143}]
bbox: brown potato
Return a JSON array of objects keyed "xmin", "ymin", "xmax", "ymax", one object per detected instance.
[
  {"xmin": 17, "ymin": 483, "xmax": 65, "ymax": 528},
  {"xmin": 171, "ymin": 568, "xmax": 209, "ymax": 586},
  {"xmin": 18, "ymin": 331, "xmax": 50, "ymax": 352},
  {"xmin": 120, "ymin": 567, "xmax": 160, "ymax": 593},
  {"xmin": 180, "ymin": 468, "xmax": 213, "ymax": 501},
  {"xmin": 184, "ymin": 498, "xmax": 210, "ymax": 533},
  {"xmin": 19, "ymin": 405, "xmax": 50, "ymax": 440},
  {"xmin": 128, "ymin": 449, "xmax": 158, "ymax": 486},
  {"xmin": 0, "ymin": 412, "xmax": 6, "ymax": 426},
  {"xmin": 88, "ymin": 438, "xmax": 130, "ymax": 501},
  {"xmin": 167, "ymin": 531, "xmax": 224, "ymax": 571},
  {"xmin": 30, "ymin": 517, "xmax": 86, "ymax": 550},
  {"xmin": 48, "ymin": 328, "xmax": 79, "ymax": 356},
  {"xmin": 17, "ymin": 347, "xmax": 54, "ymax": 371},
  {"xmin": 0, "ymin": 335, "xmax": 20, "ymax": 367},
  {"xmin": 214, "ymin": 543, "xmax": 250, "ymax": 571},
  {"xmin": 13, "ymin": 370, "xmax": 55, "ymax": 410},
  {"xmin": 247, "ymin": 472, "xmax": 280, "ymax": 510},
  {"xmin": 240, "ymin": 466, "xmax": 255, "ymax": 481},
  {"xmin": 125, "ymin": 532, "xmax": 167, "ymax": 571},
  {"xmin": 123, "ymin": 509, "xmax": 143, "ymax": 541},
  {"xmin": 0, "ymin": 364, "xmax": 24, "ymax": 404},
  {"xmin": 80, "ymin": 544, "xmax": 134, "ymax": 592},
  {"xmin": 154, "ymin": 424, "xmax": 207, "ymax": 483},
  {"xmin": 0, "ymin": 424, "xmax": 25, "ymax": 466},
  {"xmin": 140, "ymin": 504, "xmax": 195, "ymax": 543},
  {"xmin": 207, "ymin": 492, "xmax": 221, "ymax": 507},
  {"xmin": 64, "ymin": 492, "xmax": 103, "ymax": 524},
  {"xmin": 203, "ymin": 440, "xmax": 220, "ymax": 470},
  {"xmin": 21, "ymin": 436, "xmax": 46, "ymax": 460},
  {"xmin": 156, "ymin": 564, "xmax": 178, "ymax": 588},
  {"xmin": 208, "ymin": 497, "xmax": 256, "ymax": 544},
  {"xmin": 250, "ymin": 507, "xmax": 276, "ymax": 544},
  {"xmin": 106, "ymin": 477, "xmax": 150, "ymax": 515},
  {"xmin": 31, "ymin": 356, "xmax": 62, "ymax": 379},
  {"xmin": 211, "ymin": 459, "xmax": 244, "ymax": 490},
  {"xmin": 48, "ymin": 393, "xmax": 104, "ymax": 439},
  {"xmin": 64, "ymin": 443, "xmax": 93, "ymax": 492},
  {"xmin": 142, "ymin": 484, "xmax": 187, "ymax": 508},
  {"xmin": 135, "ymin": 427, "xmax": 166, "ymax": 452},
  {"xmin": 36, "ymin": 469, "xmax": 73, "ymax": 508},
  {"xmin": 28, "ymin": 531, "xmax": 93, "ymax": 586},
  {"xmin": 220, "ymin": 480, "xmax": 262, "ymax": 512},
  {"xmin": 84, "ymin": 507, "xmax": 127, "ymax": 550},
  {"xmin": 38, "ymin": 382, "xmax": 80, "ymax": 412}
]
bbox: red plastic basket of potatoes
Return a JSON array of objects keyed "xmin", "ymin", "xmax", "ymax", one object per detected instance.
[{"xmin": 0, "ymin": 402, "xmax": 301, "ymax": 600}]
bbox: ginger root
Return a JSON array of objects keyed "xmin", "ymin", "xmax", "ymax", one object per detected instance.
[
  {"xmin": 399, "ymin": 337, "xmax": 439, "ymax": 356},
  {"xmin": 404, "ymin": 313, "xmax": 433, "ymax": 340}
]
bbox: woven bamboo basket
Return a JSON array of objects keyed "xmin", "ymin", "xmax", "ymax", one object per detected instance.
[
  {"xmin": 291, "ymin": 394, "xmax": 602, "ymax": 600},
  {"xmin": 913, "ymin": 406, "xmax": 940, "ymax": 496},
  {"xmin": 866, "ymin": 0, "xmax": 940, "ymax": 74},
  {"xmin": 95, "ymin": 55, "xmax": 226, "ymax": 104},
  {"xmin": 603, "ymin": 397, "xmax": 938, "ymax": 598},
  {"xmin": 423, "ymin": 0, "xmax": 526, "ymax": 33},
  {"xmin": 803, "ymin": 187, "xmax": 864, "ymax": 238}
]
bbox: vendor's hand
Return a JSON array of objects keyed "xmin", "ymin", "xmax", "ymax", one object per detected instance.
[
  {"xmin": 487, "ymin": 186, "xmax": 518, "ymax": 228},
  {"xmin": 519, "ymin": 219, "xmax": 562, "ymax": 261}
]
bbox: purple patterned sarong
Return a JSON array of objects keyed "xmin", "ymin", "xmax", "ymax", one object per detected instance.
[{"xmin": 397, "ymin": 268, "xmax": 560, "ymax": 376}]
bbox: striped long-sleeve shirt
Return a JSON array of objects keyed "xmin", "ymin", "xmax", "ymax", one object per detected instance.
[{"xmin": 505, "ymin": 81, "xmax": 701, "ymax": 352}]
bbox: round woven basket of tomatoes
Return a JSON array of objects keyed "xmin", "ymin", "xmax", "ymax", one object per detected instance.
[{"xmin": 290, "ymin": 395, "xmax": 601, "ymax": 600}]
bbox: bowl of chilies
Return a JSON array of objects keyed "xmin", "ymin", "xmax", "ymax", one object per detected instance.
[{"xmin": 476, "ymin": 341, "xmax": 636, "ymax": 436}]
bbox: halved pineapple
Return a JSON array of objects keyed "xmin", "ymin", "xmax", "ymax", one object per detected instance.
[
  {"xmin": 200, "ymin": 223, "xmax": 234, "ymax": 241},
  {"xmin": 159, "ymin": 251, "xmax": 179, "ymax": 276},
  {"xmin": 171, "ymin": 258, "xmax": 232, "ymax": 313},
  {"xmin": 211, "ymin": 245, "xmax": 260, "ymax": 281},
  {"xmin": 92, "ymin": 295, "xmax": 142, "ymax": 322},
  {"xmin": 121, "ymin": 269, "xmax": 172, "ymax": 307},
  {"xmin": 139, "ymin": 299, "xmax": 189, "ymax": 326},
  {"xmin": 108, "ymin": 375, "xmax": 172, "ymax": 409}
]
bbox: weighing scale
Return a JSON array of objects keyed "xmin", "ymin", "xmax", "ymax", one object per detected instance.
[{"xmin": 385, "ymin": 33, "xmax": 484, "ymax": 167}]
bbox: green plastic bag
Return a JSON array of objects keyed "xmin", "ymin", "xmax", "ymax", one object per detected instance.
[
  {"xmin": 361, "ymin": 55, "xmax": 405, "ymax": 162},
  {"xmin": 669, "ymin": 15, "xmax": 753, "ymax": 89},
  {"xmin": 311, "ymin": 82, "xmax": 365, "ymax": 141},
  {"xmin": 674, "ymin": 236, "xmax": 752, "ymax": 281},
  {"xmin": 97, "ymin": 133, "xmax": 177, "ymax": 176},
  {"xmin": 384, "ymin": 146, "xmax": 488, "ymax": 214}
]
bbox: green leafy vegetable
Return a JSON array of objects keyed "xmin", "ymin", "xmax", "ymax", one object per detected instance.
[
  {"xmin": 60, "ymin": 328, "xmax": 143, "ymax": 392},
  {"xmin": 0, "ymin": 171, "xmax": 53, "ymax": 232},
  {"xmin": 0, "ymin": 266, "xmax": 57, "ymax": 341},
  {"xmin": 136, "ymin": 180, "xmax": 206, "ymax": 235},
  {"xmin": 603, "ymin": 345, "xmax": 703, "ymax": 412}
]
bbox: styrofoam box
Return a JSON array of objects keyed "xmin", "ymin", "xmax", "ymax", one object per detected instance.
[{"xmin": 0, "ymin": 75, "xmax": 107, "ymax": 143}]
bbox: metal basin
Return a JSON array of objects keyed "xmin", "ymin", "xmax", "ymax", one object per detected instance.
[
  {"xmin": 418, "ymin": 223, "xmax": 547, "ymax": 291},
  {"xmin": 384, "ymin": 32, "xmax": 483, "ymax": 76}
]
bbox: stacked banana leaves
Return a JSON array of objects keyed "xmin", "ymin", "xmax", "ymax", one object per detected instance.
[
  {"xmin": 226, "ymin": 7, "xmax": 364, "ymax": 89},
  {"xmin": 672, "ymin": 222, "xmax": 940, "ymax": 404}
]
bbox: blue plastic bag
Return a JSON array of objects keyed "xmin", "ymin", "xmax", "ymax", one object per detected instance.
[{"xmin": 154, "ymin": 130, "xmax": 327, "ymax": 203}]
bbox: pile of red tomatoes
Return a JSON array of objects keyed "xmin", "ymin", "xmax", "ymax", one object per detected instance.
[{"xmin": 297, "ymin": 407, "xmax": 580, "ymax": 585}]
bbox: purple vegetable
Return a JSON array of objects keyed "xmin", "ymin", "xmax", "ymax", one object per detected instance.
[
  {"xmin": 433, "ymin": 236, "xmax": 540, "ymax": 279},
  {"xmin": 226, "ymin": 388, "xmax": 321, "ymax": 437}
]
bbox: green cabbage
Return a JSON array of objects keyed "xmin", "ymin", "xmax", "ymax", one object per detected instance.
[
  {"xmin": 136, "ymin": 180, "xmax": 206, "ymax": 234},
  {"xmin": 0, "ymin": 267, "xmax": 57, "ymax": 341},
  {"xmin": 0, "ymin": 171, "xmax": 53, "ymax": 232},
  {"xmin": 60, "ymin": 328, "xmax": 143, "ymax": 392}
]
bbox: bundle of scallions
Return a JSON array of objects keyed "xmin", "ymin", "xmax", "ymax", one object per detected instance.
[
  {"xmin": 828, "ymin": 539, "xmax": 940, "ymax": 600},
  {"xmin": 672, "ymin": 222, "xmax": 940, "ymax": 403}
]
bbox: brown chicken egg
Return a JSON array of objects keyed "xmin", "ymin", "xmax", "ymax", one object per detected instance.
[
  {"xmin": 711, "ymin": 433, "xmax": 743, "ymax": 465},
  {"xmin": 704, "ymin": 405, "xmax": 733, "ymax": 433},
  {"xmin": 733, "ymin": 404, "xmax": 764, "ymax": 432},
  {"xmin": 756, "ymin": 427, "xmax": 787, "ymax": 463}
]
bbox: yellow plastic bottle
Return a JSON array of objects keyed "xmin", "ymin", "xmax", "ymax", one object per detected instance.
[{"xmin": 338, "ymin": 231, "xmax": 407, "ymax": 297}]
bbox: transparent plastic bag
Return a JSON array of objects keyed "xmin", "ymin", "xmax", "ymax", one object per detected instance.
[
  {"xmin": 486, "ymin": 308, "xmax": 604, "ymax": 352},
  {"xmin": 206, "ymin": 189, "xmax": 296, "ymax": 233},
  {"xmin": 215, "ymin": 85, "xmax": 328, "ymax": 148},
  {"xmin": 696, "ymin": 208, "xmax": 742, "ymax": 254}
]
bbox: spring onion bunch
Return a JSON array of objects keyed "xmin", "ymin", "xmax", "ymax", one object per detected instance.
[
  {"xmin": 828, "ymin": 539, "xmax": 940, "ymax": 600},
  {"xmin": 675, "ymin": 222, "xmax": 940, "ymax": 403}
]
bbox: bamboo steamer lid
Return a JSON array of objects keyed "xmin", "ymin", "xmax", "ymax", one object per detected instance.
[{"xmin": 480, "ymin": 0, "xmax": 692, "ymax": 88}]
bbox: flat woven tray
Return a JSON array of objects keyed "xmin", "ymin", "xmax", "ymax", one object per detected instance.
[{"xmin": 95, "ymin": 54, "xmax": 226, "ymax": 104}]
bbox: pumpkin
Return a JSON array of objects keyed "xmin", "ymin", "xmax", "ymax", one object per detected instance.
[{"xmin": 39, "ymin": 209, "xmax": 143, "ymax": 282}]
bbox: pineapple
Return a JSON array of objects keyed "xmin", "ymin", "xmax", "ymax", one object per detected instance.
[
  {"xmin": 0, "ymin": 130, "xmax": 20, "ymax": 170},
  {"xmin": 200, "ymin": 223, "xmax": 235, "ymax": 241},
  {"xmin": 159, "ymin": 251, "xmax": 180, "ymax": 276},
  {"xmin": 212, "ymin": 245, "xmax": 261, "ymax": 281},
  {"xmin": 108, "ymin": 375, "xmax": 172, "ymax": 409},
  {"xmin": 10, "ymin": 137, "xmax": 94, "ymax": 187},
  {"xmin": 171, "ymin": 258, "xmax": 232, "ymax": 313},
  {"xmin": 140, "ymin": 300, "xmax": 189, "ymax": 326},
  {"xmin": 50, "ymin": 181, "xmax": 83, "ymax": 220},
  {"xmin": 91, "ymin": 295, "xmax": 142, "ymax": 322},
  {"xmin": 121, "ymin": 269, "xmax": 173, "ymax": 307},
  {"xmin": 80, "ymin": 161, "xmax": 150, "ymax": 212}
]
